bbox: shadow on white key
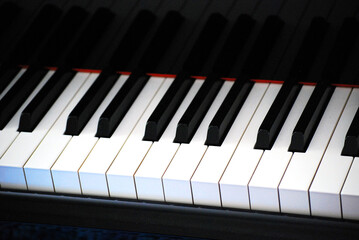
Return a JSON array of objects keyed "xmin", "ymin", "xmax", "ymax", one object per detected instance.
[
  {"xmin": 219, "ymin": 83, "xmax": 280, "ymax": 209},
  {"xmin": 341, "ymin": 157, "xmax": 359, "ymax": 220},
  {"xmin": 190, "ymin": 83, "xmax": 273, "ymax": 207},
  {"xmin": 310, "ymin": 88, "xmax": 359, "ymax": 218},
  {"xmin": 106, "ymin": 77, "xmax": 170, "ymax": 199},
  {"xmin": 279, "ymin": 87, "xmax": 351, "ymax": 216},
  {"xmin": 23, "ymin": 72, "xmax": 93, "ymax": 192},
  {"xmin": 162, "ymin": 81, "xmax": 233, "ymax": 205},
  {"xmin": 78, "ymin": 77, "xmax": 164, "ymax": 197},
  {"xmin": 51, "ymin": 74, "xmax": 128, "ymax": 195},
  {"xmin": 248, "ymin": 85, "xmax": 314, "ymax": 212},
  {"xmin": 0, "ymin": 69, "xmax": 39, "ymax": 158},
  {"xmin": 0, "ymin": 70, "xmax": 56, "ymax": 190},
  {"xmin": 134, "ymin": 80, "xmax": 202, "ymax": 202}
]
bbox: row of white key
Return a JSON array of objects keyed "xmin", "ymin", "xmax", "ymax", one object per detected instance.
[{"xmin": 0, "ymin": 70, "xmax": 358, "ymax": 220}]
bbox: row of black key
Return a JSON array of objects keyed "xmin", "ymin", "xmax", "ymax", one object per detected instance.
[{"xmin": 0, "ymin": 0, "xmax": 357, "ymax": 159}]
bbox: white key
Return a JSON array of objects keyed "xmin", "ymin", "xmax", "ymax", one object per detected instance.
[
  {"xmin": 310, "ymin": 88, "xmax": 359, "ymax": 218},
  {"xmin": 51, "ymin": 74, "xmax": 127, "ymax": 195},
  {"xmin": 106, "ymin": 77, "xmax": 171, "ymax": 199},
  {"xmin": 78, "ymin": 77, "xmax": 164, "ymax": 197},
  {"xmin": 0, "ymin": 68, "xmax": 26, "ymax": 100},
  {"xmin": 0, "ymin": 71, "xmax": 55, "ymax": 190},
  {"xmin": 135, "ymin": 79, "xmax": 203, "ymax": 202},
  {"xmin": 248, "ymin": 85, "xmax": 314, "ymax": 212},
  {"xmin": 219, "ymin": 83, "xmax": 280, "ymax": 209},
  {"xmin": 23, "ymin": 72, "xmax": 92, "ymax": 192},
  {"xmin": 191, "ymin": 83, "xmax": 273, "ymax": 207},
  {"xmin": 341, "ymin": 157, "xmax": 359, "ymax": 220},
  {"xmin": 279, "ymin": 87, "xmax": 351, "ymax": 215},
  {"xmin": 162, "ymin": 81, "xmax": 234, "ymax": 205},
  {"xmin": 0, "ymin": 69, "xmax": 48, "ymax": 158}
]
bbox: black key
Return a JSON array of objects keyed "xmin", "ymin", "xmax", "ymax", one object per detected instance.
[
  {"xmin": 37, "ymin": 6, "xmax": 88, "ymax": 66},
  {"xmin": 143, "ymin": 74, "xmax": 195, "ymax": 141},
  {"xmin": 207, "ymin": 16, "xmax": 285, "ymax": 146},
  {"xmin": 96, "ymin": 11, "xmax": 184, "ymax": 138},
  {"xmin": 0, "ymin": 67, "xmax": 48, "ymax": 129},
  {"xmin": 255, "ymin": 17, "xmax": 328, "ymax": 150},
  {"xmin": 206, "ymin": 79, "xmax": 252, "ymax": 146},
  {"xmin": 289, "ymin": 18, "xmax": 359, "ymax": 152},
  {"xmin": 66, "ymin": 7, "xmax": 115, "ymax": 68},
  {"xmin": 288, "ymin": 83, "xmax": 334, "ymax": 152},
  {"xmin": 174, "ymin": 76, "xmax": 224, "ymax": 143},
  {"xmin": 18, "ymin": 69, "xmax": 76, "ymax": 132},
  {"xmin": 182, "ymin": 13, "xmax": 228, "ymax": 74},
  {"xmin": 342, "ymin": 107, "xmax": 359, "ymax": 157},
  {"xmin": 0, "ymin": 66, "xmax": 21, "ymax": 94},
  {"xmin": 65, "ymin": 71, "xmax": 119, "ymax": 136},
  {"xmin": 96, "ymin": 73, "xmax": 149, "ymax": 137},
  {"xmin": 107, "ymin": 10, "xmax": 156, "ymax": 71},
  {"xmin": 212, "ymin": 14, "xmax": 255, "ymax": 76}
]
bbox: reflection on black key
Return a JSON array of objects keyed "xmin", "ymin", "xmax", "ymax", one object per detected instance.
[
  {"xmin": 97, "ymin": 73, "xmax": 149, "ymax": 137},
  {"xmin": 65, "ymin": 71, "xmax": 119, "ymax": 136},
  {"xmin": 137, "ymin": 11, "xmax": 184, "ymax": 72},
  {"xmin": 108, "ymin": 10, "xmax": 156, "ymax": 71},
  {"xmin": 0, "ymin": 67, "xmax": 48, "ymax": 129},
  {"xmin": 183, "ymin": 13, "xmax": 227, "ymax": 74},
  {"xmin": 66, "ymin": 7, "xmax": 115, "ymax": 67},
  {"xmin": 174, "ymin": 76, "xmax": 224, "ymax": 143},
  {"xmin": 255, "ymin": 17, "xmax": 328, "ymax": 150},
  {"xmin": 38, "ymin": 6, "xmax": 88, "ymax": 66},
  {"xmin": 143, "ymin": 74, "xmax": 194, "ymax": 141},
  {"xmin": 8, "ymin": 4, "xmax": 62, "ymax": 65},
  {"xmin": 0, "ymin": 66, "xmax": 21, "ymax": 94},
  {"xmin": 289, "ymin": 18, "xmax": 358, "ymax": 152},
  {"xmin": 342, "ymin": 107, "xmax": 359, "ymax": 157},
  {"xmin": 19, "ymin": 69, "xmax": 76, "ymax": 132},
  {"xmin": 212, "ymin": 14, "xmax": 255, "ymax": 76},
  {"xmin": 97, "ymin": 11, "xmax": 184, "ymax": 138}
]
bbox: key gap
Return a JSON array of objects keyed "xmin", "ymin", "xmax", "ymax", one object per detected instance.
[
  {"xmin": 104, "ymin": 77, "xmax": 167, "ymax": 179},
  {"xmin": 339, "ymin": 156, "xmax": 356, "ymax": 219},
  {"xmin": 133, "ymin": 142, "xmax": 154, "ymax": 200},
  {"xmin": 218, "ymin": 83, "xmax": 270, "ymax": 185},
  {"xmin": 189, "ymin": 146, "xmax": 209, "ymax": 205},
  {"xmin": 306, "ymin": 88, "xmax": 353, "ymax": 215},
  {"xmin": 161, "ymin": 144, "xmax": 181, "ymax": 203}
]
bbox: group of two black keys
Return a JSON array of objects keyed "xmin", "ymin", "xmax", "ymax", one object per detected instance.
[{"xmin": 0, "ymin": 2, "xmax": 358, "ymax": 158}]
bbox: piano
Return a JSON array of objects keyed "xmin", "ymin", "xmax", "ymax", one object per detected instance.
[{"xmin": 0, "ymin": 0, "xmax": 359, "ymax": 239}]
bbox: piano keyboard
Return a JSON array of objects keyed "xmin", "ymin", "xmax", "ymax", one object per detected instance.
[{"xmin": 0, "ymin": 0, "xmax": 359, "ymax": 238}]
